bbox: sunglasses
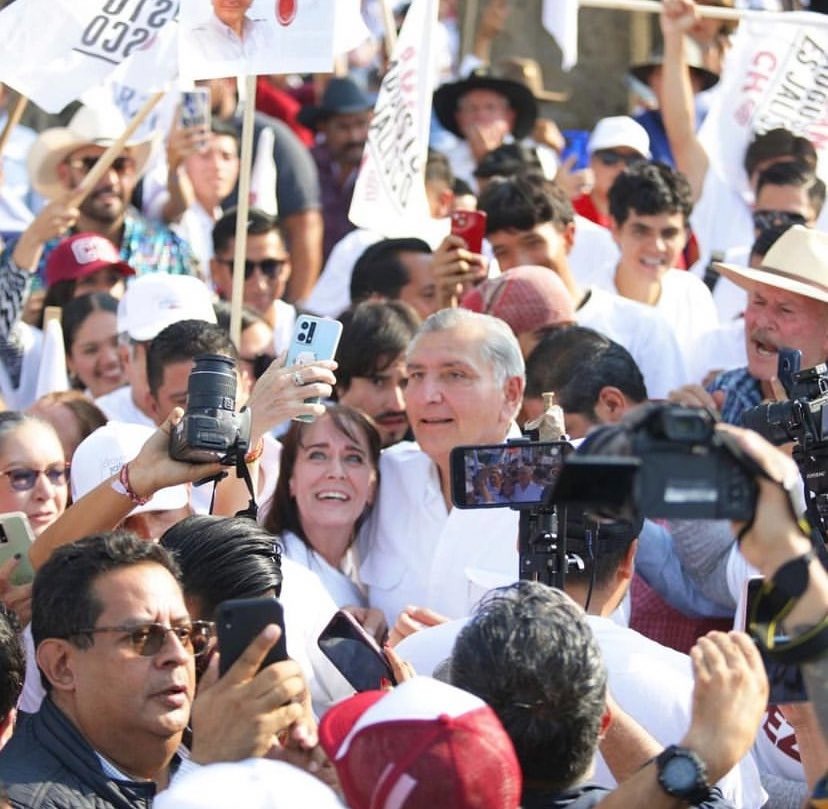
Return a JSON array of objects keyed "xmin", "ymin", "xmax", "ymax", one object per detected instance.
[
  {"xmin": 71, "ymin": 620, "xmax": 216, "ymax": 657},
  {"xmin": 2, "ymin": 465, "xmax": 69, "ymax": 492},
  {"xmin": 593, "ymin": 149, "xmax": 643, "ymax": 168},
  {"xmin": 64, "ymin": 155, "xmax": 136, "ymax": 176},
  {"xmin": 214, "ymin": 258, "xmax": 288, "ymax": 280},
  {"xmin": 752, "ymin": 209, "xmax": 807, "ymax": 232},
  {"xmin": 240, "ymin": 352, "xmax": 277, "ymax": 379}
]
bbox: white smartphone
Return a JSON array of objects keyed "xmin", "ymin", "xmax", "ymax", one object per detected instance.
[
  {"xmin": 0, "ymin": 513, "xmax": 35, "ymax": 586},
  {"xmin": 285, "ymin": 315, "xmax": 343, "ymax": 422}
]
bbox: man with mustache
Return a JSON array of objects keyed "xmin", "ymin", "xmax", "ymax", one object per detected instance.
[
  {"xmin": 671, "ymin": 226, "xmax": 828, "ymax": 425},
  {"xmin": 298, "ymin": 78, "xmax": 373, "ymax": 262}
]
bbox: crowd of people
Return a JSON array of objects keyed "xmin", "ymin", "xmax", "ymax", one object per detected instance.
[{"xmin": 0, "ymin": 0, "xmax": 826, "ymax": 806}]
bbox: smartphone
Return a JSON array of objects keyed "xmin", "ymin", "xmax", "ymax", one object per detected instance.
[
  {"xmin": 317, "ymin": 610, "xmax": 396, "ymax": 692},
  {"xmin": 560, "ymin": 129, "xmax": 591, "ymax": 171},
  {"xmin": 742, "ymin": 577, "xmax": 808, "ymax": 703},
  {"xmin": 215, "ymin": 597, "xmax": 288, "ymax": 677},
  {"xmin": 450, "ymin": 209, "xmax": 487, "ymax": 254},
  {"xmin": 180, "ymin": 88, "xmax": 211, "ymax": 130},
  {"xmin": 450, "ymin": 441, "xmax": 572, "ymax": 509},
  {"xmin": 285, "ymin": 315, "xmax": 343, "ymax": 422},
  {"xmin": 0, "ymin": 513, "xmax": 35, "ymax": 586}
]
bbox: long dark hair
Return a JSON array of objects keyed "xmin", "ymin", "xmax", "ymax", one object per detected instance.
[{"xmin": 263, "ymin": 404, "xmax": 381, "ymax": 549}]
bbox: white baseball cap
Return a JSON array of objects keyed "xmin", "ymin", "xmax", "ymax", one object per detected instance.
[
  {"xmin": 70, "ymin": 422, "xmax": 189, "ymax": 515},
  {"xmin": 587, "ymin": 116, "xmax": 651, "ymax": 159},
  {"xmin": 117, "ymin": 274, "xmax": 217, "ymax": 342}
]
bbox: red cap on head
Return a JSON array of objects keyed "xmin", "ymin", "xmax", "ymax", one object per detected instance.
[{"xmin": 45, "ymin": 232, "xmax": 135, "ymax": 287}]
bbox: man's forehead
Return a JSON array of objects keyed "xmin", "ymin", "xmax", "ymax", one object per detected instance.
[
  {"xmin": 68, "ymin": 144, "xmax": 127, "ymax": 160},
  {"xmin": 407, "ymin": 326, "xmax": 489, "ymax": 367},
  {"xmin": 91, "ymin": 562, "xmax": 185, "ymax": 614},
  {"xmin": 750, "ymin": 281, "xmax": 823, "ymax": 308},
  {"xmin": 459, "ymin": 88, "xmax": 510, "ymax": 107}
]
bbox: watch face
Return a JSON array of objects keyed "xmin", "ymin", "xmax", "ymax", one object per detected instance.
[{"xmin": 663, "ymin": 755, "xmax": 699, "ymax": 790}]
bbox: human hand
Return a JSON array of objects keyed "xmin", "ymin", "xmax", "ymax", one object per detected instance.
[
  {"xmin": 682, "ymin": 630, "xmax": 768, "ymax": 782},
  {"xmin": 667, "ymin": 383, "xmax": 724, "ymax": 413},
  {"xmin": 246, "ymin": 358, "xmax": 336, "ymax": 443},
  {"xmin": 554, "ymin": 154, "xmax": 593, "ymax": 199},
  {"xmin": 0, "ymin": 556, "xmax": 31, "ymax": 628},
  {"xmin": 13, "ymin": 194, "xmax": 79, "ymax": 269},
  {"xmin": 383, "ymin": 643, "xmax": 416, "ymax": 685},
  {"xmin": 190, "ymin": 624, "xmax": 308, "ymax": 764},
  {"xmin": 167, "ymin": 110, "xmax": 208, "ymax": 171},
  {"xmin": 388, "ymin": 605, "xmax": 450, "ymax": 647},
  {"xmin": 478, "ymin": 0, "xmax": 510, "ymax": 40},
  {"xmin": 432, "ymin": 234, "xmax": 488, "ymax": 309},
  {"xmin": 661, "ymin": 0, "xmax": 700, "ymax": 39},
  {"xmin": 465, "ymin": 120, "xmax": 511, "ymax": 162},
  {"xmin": 126, "ymin": 408, "xmax": 225, "ymax": 497},
  {"xmin": 342, "ymin": 605, "xmax": 387, "ymax": 644}
]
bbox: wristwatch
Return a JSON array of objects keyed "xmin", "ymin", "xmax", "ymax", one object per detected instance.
[
  {"xmin": 655, "ymin": 745, "xmax": 712, "ymax": 804},
  {"xmin": 771, "ymin": 547, "xmax": 816, "ymax": 601}
]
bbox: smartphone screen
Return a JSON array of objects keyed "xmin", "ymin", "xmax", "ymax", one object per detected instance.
[
  {"xmin": 318, "ymin": 610, "xmax": 396, "ymax": 692},
  {"xmin": 450, "ymin": 209, "xmax": 487, "ymax": 254},
  {"xmin": 216, "ymin": 597, "xmax": 288, "ymax": 676},
  {"xmin": 450, "ymin": 441, "xmax": 572, "ymax": 509},
  {"xmin": 743, "ymin": 578, "xmax": 808, "ymax": 704}
]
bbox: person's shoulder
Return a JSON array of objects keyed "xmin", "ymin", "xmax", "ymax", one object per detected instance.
[
  {"xmin": 379, "ymin": 440, "xmax": 426, "ymax": 469},
  {"xmin": 0, "ymin": 710, "xmax": 60, "ymax": 784},
  {"xmin": 708, "ymin": 365, "xmax": 750, "ymax": 392}
]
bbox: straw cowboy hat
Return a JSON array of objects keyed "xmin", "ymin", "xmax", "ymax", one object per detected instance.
[
  {"xmin": 630, "ymin": 37, "xmax": 719, "ymax": 93},
  {"xmin": 433, "ymin": 68, "xmax": 538, "ymax": 140},
  {"xmin": 497, "ymin": 57, "xmax": 569, "ymax": 104},
  {"xmin": 27, "ymin": 104, "xmax": 155, "ymax": 200},
  {"xmin": 714, "ymin": 226, "xmax": 828, "ymax": 304}
]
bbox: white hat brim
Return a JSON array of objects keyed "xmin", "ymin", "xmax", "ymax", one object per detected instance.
[{"xmin": 714, "ymin": 260, "xmax": 828, "ymax": 305}]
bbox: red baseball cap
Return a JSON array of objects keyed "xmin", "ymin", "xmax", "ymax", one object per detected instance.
[
  {"xmin": 319, "ymin": 678, "xmax": 522, "ymax": 809},
  {"xmin": 45, "ymin": 232, "xmax": 135, "ymax": 287}
]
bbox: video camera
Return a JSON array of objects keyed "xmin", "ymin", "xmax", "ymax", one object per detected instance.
[
  {"xmin": 169, "ymin": 354, "xmax": 251, "ymax": 466},
  {"xmin": 550, "ymin": 402, "xmax": 759, "ymax": 524}
]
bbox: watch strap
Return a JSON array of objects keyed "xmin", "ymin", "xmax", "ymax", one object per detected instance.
[{"xmin": 655, "ymin": 745, "xmax": 712, "ymax": 804}]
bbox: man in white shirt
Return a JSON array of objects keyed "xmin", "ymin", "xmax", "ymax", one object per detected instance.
[
  {"xmin": 358, "ymin": 308, "xmax": 524, "ymax": 624},
  {"xmin": 478, "ymin": 174, "xmax": 688, "ymax": 397}
]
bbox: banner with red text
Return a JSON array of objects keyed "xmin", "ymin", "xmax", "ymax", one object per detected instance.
[
  {"xmin": 0, "ymin": 0, "xmax": 178, "ymax": 113},
  {"xmin": 348, "ymin": 0, "xmax": 439, "ymax": 237},
  {"xmin": 699, "ymin": 10, "xmax": 828, "ymax": 199}
]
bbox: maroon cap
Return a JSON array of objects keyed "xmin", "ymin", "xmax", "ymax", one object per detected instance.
[{"xmin": 45, "ymin": 232, "xmax": 135, "ymax": 287}]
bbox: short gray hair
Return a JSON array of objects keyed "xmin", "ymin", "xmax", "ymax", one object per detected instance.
[{"xmin": 408, "ymin": 308, "xmax": 525, "ymax": 385}]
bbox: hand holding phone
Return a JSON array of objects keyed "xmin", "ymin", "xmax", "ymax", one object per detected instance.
[
  {"xmin": 450, "ymin": 209, "xmax": 487, "ymax": 254},
  {"xmin": 0, "ymin": 513, "xmax": 35, "ymax": 586},
  {"xmin": 285, "ymin": 315, "xmax": 343, "ymax": 423},
  {"xmin": 318, "ymin": 610, "xmax": 396, "ymax": 692},
  {"xmin": 216, "ymin": 596, "xmax": 289, "ymax": 676}
]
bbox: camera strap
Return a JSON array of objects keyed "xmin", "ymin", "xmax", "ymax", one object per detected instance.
[{"xmin": 233, "ymin": 451, "xmax": 259, "ymax": 521}]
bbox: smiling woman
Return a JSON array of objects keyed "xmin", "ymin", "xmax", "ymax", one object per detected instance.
[{"xmin": 263, "ymin": 404, "xmax": 380, "ymax": 607}]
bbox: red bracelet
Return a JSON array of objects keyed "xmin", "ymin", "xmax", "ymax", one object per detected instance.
[
  {"xmin": 244, "ymin": 438, "xmax": 265, "ymax": 464},
  {"xmin": 113, "ymin": 463, "xmax": 150, "ymax": 506}
]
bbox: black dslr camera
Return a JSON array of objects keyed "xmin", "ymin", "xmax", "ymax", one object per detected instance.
[
  {"xmin": 169, "ymin": 354, "xmax": 251, "ymax": 465},
  {"xmin": 552, "ymin": 402, "xmax": 758, "ymax": 523}
]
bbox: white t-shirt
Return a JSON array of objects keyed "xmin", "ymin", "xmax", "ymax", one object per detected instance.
[
  {"xmin": 575, "ymin": 286, "xmax": 689, "ymax": 398},
  {"xmin": 94, "ymin": 385, "xmax": 155, "ymax": 427},
  {"xmin": 569, "ymin": 216, "xmax": 619, "ymax": 290},
  {"xmin": 713, "ymin": 245, "xmax": 750, "ymax": 323},
  {"xmin": 357, "ymin": 438, "xmax": 520, "ymax": 626},
  {"xmin": 280, "ymin": 530, "xmax": 366, "ymax": 608},
  {"xmin": 687, "ymin": 317, "xmax": 747, "ymax": 387}
]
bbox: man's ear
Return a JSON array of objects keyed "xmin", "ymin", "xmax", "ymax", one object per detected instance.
[
  {"xmin": 609, "ymin": 216, "xmax": 622, "ymax": 247},
  {"xmin": 503, "ymin": 375, "xmax": 525, "ymax": 422},
  {"xmin": 617, "ymin": 538, "xmax": 637, "ymax": 582},
  {"xmin": 143, "ymin": 389, "xmax": 163, "ymax": 424},
  {"xmin": 209, "ymin": 258, "xmax": 230, "ymax": 297},
  {"xmin": 36, "ymin": 639, "xmax": 80, "ymax": 693},
  {"xmin": 562, "ymin": 220, "xmax": 576, "ymax": 255},
  {"xmin": 594, "ymin": 386, "xmax": 628, "ymax": 423}
]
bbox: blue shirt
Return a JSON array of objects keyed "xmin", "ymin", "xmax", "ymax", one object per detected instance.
[{"xmin": 707, "ymin": 366, "xmax": 763, "ymax": 426}]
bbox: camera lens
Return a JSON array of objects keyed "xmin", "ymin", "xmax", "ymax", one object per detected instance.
[{"xmin": 187, "ymin": 354, "xmax": 237, "ymax": 411}]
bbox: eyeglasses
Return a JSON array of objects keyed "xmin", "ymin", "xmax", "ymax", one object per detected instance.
[
  {"xmin": 240, "ymin": 352, "xmax": 277, "ymax": 379},
  {"xmin": 2, "ymin": 465, "xmax": 69, "ymax": 492},
  {"xmin": 752, "ymin": 209, "xmax": 807, "ymax": 232},
  {"xmin": 593, "ymin": 149, "xmax": 643, "ymax": 168},
  {"xmin": 64, "ymin": 155, "xmax": 136, "ymax": 176},
  {"xmin": 214, "ymin": 257, "xmax": 288, "ymax": 280},
  {"xmin": 70, "ymin": 620, "xmax": 216, "ymax": 657}
]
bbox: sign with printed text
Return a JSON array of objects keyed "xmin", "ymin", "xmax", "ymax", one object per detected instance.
[
  {"xmin": 699, "ymin": 10, "xmax": 828, "ymax": 198},
  {"xmin": 0, "ymin": 0, "xmax": 178, "ymax": 113}
]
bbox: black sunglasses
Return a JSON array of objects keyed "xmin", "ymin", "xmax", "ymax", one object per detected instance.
[
  {"xmin": 593, "ymin": 149, "xmax": 643, "ymax": 168},
  {"xmin": 215, "ymin": 258, "xmax": 288, "ymax": 280},
  {"xmin": 70, "ymin": 620, "xmax": 216, "ymax": 657},
  {"xmin": 2, "ymin": 465, "xmax": 69, "ymax": 492},
  {"xmin": 64, "ymin": 155, "xmax": 136, "ymax": 176},
  {"xmin": 752, "ymin": 210, "xmax": 807, "ymax": 232}
]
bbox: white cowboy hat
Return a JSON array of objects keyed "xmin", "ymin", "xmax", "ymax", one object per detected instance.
[
  {"xmin": 714, "ymin": 226, "xmax": 828, "ymax": 304},
  {"xmin": 27, "ymin": 104, "xmax": 156, "ymax": 199}
]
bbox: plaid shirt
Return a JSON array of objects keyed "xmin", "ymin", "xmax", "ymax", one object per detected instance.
[{"xmin": 707, "ymin": 366, "xmax": 763, "ymax": 426}]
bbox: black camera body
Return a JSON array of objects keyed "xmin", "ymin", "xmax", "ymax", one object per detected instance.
[
  {"xmin": 169, "ymin": 354, "xmax": 251, "ymax": 465},
  {"xmin": 552, "ymin": 403, "xmax": 758, "ymax": 522}
]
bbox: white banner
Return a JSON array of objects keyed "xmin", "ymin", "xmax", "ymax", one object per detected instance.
[
  {"xmin": 0, "ymin": 0, "xmax": 178, "ymax": 113},
  {"xmin": 542, "ymin": 0, "xmax": 578, "ymax": 71},
  {"xmin": 699, "ymin": 10, "xmax": 828, "ymax": 199},
  {"xmin": 348, "ymin": 0, "xmax": 438, "ymax": 237},
  {"xmin": 179, "ymin": 0, "xmax": 335, "ymax": 82}
]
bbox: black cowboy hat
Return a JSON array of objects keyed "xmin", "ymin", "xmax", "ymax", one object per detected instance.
[
  {"xmin": 297, "ymin": 77, "xmax": 374, "ymax": 131},
  {"xmin": 433, "ymin": 68, "xmax": 538, "ymax": 140}
]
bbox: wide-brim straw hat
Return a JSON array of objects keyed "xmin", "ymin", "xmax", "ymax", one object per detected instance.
[
  {"xmin": 496, "ymin": 57, "xmax": 569, "ymax": 104},
  {"xmin": 630, "ymin": 36, "xmax": 719, "ymax": 93},
  {"xmin": 714, "ymin": 226, "xmax": 828, "ymax": 304},
  {"xmin": 27, "ymin": 104, "xmax": 155, "ymax": 200}
]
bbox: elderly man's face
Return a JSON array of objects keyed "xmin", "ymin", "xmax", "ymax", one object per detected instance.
[
  {"xmin": 744, "ymin": 281, "xmax": 828, "ymax": 380},
  {"xmin": 60, "ymin": 145, "xmax": 137, "ymax": 225},
  {"xmin": 404, "ymin": 325, "xmax": 522, "ymax": 470},
  {"xmin": 455, "ymin": 89, "xmax": 515, "ymax": 139}
]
